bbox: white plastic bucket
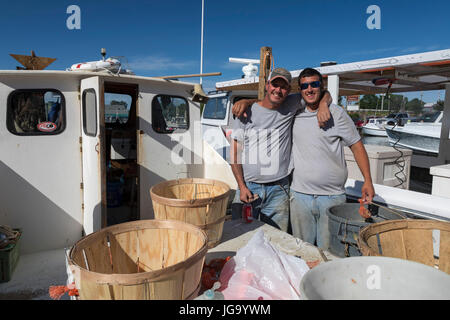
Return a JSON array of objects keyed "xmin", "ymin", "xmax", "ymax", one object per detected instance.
[{"xmin": 300, "ymin": 256, "xmax": 450, "ymax": 300}]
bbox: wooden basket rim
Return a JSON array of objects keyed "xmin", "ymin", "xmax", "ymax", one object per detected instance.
[
  {"xmin": 358, "ymin": 219, "xmax": 450, "ymax": 255},
  {"xmin": 150, "ymin": 178, "xmax": 231, "ymax": 207},
  {"xmin": 68, "ymin": 219, "xmax": 208, "ymax": 285}
]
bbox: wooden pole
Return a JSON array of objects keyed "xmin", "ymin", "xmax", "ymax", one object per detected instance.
[
  {"xmin": 438, "ymin": 83, "xmax": 450, "ymax": 164},
  {"xmin": 258, "ymin": 47, "xmax": 272, "ymax": 100}
]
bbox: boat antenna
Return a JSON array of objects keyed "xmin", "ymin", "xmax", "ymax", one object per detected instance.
[
  {"xmin": 101, "ymin": 48, "xmax": 106, "ymax": 61},
  {"xmin": 200, "ymin": 0, "xmax": 205, "ymax": 85},
  {"xmin": 229, "ymin": 58, "xmax": 260, "ymax": 78}
]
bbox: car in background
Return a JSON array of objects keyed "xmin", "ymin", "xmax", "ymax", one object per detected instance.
[{"xmin": 384, "ymin": 112, "xmax": 416, "ymax": 126}]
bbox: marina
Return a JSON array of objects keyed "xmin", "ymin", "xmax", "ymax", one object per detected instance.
[
  {"xmin": 1, "ymin": 1, "xmax": 450, "ymax": 302},
  {"xmin": 1, "ymin": 47, "xmax": 449, "ymax": 301}
]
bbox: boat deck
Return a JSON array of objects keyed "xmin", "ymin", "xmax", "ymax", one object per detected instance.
[{"xmin": 0, "ymin": 220, "xmax": 337, "ymax": 300}]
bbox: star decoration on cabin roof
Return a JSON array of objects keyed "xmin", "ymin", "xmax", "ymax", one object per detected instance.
[{"xmin": 10, "ymin": 51, "xmax": 56, "ymax": 70}]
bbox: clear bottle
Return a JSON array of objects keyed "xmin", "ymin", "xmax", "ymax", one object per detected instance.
[{"xmin": 194, "ymin": 282, "xmax": 224, "ymax": 300}]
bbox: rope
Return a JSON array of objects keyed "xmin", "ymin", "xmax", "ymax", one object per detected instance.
[
  {"xmin": 368, "ymin": 201, "xmax": 407, "ymax": 219},
  {"xmin": 342, "ymin": 219, "xmax": 351, "ymax": 257},
  {"xmin": 49, "ymin": 283, "xmax": 79, "ymax": 300},
  {"xmin": 0, "ymin": 225, "xmax": 20, "ymax": 249}
]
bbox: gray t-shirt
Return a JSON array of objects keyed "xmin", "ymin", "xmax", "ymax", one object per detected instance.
[
  {"xmin": 290, "ymin": 104, "xmax": 361, "ymax": 195},
  {"xmin": 231, "ymin": 94, "xmax": 302, "ymax": 183}
]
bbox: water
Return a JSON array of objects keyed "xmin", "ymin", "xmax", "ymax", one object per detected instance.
[{"xmin": 361, "ymin": 134, "xmax": 391, "ymax": 147}]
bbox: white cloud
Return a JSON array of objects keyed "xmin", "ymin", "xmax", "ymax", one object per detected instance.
[
  {"xmin": 347, "ymin": 47, "xmax": 399, "ymax": 57},
  {"xmin": 426, "ymin": 45, "xmax": 441, "ymax": 51},
  {"xmin": 400, "ymin": 46, "xmax": 421, "ymax": 53},
  {"xmin": 128, "ymin": 55, "xmax": 197, "ymax": 72},
  {"xmin": 221, "ymin": 62, "xmax": 246, "ymax": 70}
]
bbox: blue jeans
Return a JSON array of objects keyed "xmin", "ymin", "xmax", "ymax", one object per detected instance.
[
  {"xmin": 290, "ymin": 190, "xmax": 346, "ymax": 250},
  {"xmin": 233, "ymin": 177, "xmax": 290, "ymax": 232}
]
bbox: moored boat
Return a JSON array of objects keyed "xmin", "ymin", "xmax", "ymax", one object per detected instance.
[
  {"xmin": 361, "ymin": 117, "xmax": 388, "ymax": 137},
  {"xmin": 385, "ymin": 111, "xmax": 443, "ymax": 154}
]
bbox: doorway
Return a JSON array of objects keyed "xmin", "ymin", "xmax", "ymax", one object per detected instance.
[{"xmin": 104, "ymin": 82, "xmax": 139, "ymax": 226}]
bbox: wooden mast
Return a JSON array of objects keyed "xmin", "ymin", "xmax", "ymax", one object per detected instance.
[{"xmin": 258, "ymin": 46, "xmax": 272, "ymax": 100}]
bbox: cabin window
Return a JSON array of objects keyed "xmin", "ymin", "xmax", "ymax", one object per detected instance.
[
  {"xmin": 7, "ymin": 89, "xmax": 65, "ymax": 135},
  {"xmin": 105, "ymin": 93, "xmax": 132, "ymax": 125},
  {"xmin": 202, "ymin": 96, "xmax": 228, "ymax": 120},
  {"xmin": 82, "ymin": 89, "xmax": 97, "ymax": 137},
  {"xmin": 152, "ymin": 95, "xmax": 189, "ymax": 134}
]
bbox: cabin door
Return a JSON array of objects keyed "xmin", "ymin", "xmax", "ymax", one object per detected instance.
[
  {"xmin": 137, "ymin": 91, "xmax": 201, "ymax": 219},
  {"xmin": 80, "ymin": 76, "xmax": 106, "ymax": 234}
]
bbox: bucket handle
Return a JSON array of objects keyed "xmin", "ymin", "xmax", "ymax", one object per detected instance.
[
  {"xmin": 190, "ymin": 188, "xmax": 213, "ymax": 206},
  {"xmin": 176, "ymin": 171, "xmax": 191, "ymax": 182}
]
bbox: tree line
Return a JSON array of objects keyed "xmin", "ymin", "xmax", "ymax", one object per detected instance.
[{"xmin": 356, "ymin": 94, "xmax": 444, "ymax": 114}]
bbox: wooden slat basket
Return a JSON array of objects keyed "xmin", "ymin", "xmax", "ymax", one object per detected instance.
[
  {"xmin": 358, "ymin": 219, "xmax": 450, "ymax": 274},
  {"xmin": 68, "ymin": 220, "xmax": 208, "ymax": 300},
  {"xmin": 150, "ymin": 178, "xmax": 231, "ymax": 248}
]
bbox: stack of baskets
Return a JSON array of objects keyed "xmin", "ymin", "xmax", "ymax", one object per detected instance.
[{"xmin": 68, "ymin": 178, "xmax": 231, "ymax": 300}]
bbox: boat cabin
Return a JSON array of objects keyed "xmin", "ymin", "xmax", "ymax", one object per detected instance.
[
  {"xmin": 201, "ymin": 90, "xmax": 257, "ymax": 162},
  {"xmin": 0, "ymin": 70, "xmax": 205, "ymax": 253}
]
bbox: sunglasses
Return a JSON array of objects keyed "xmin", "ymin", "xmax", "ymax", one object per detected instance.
[
  {"xmin": 269, "ymin": 80, "xmax": 290, "ymax": 90},
  {"xmin": 300, "ymin": 81, "xmax": 321, "ymax": 90}
]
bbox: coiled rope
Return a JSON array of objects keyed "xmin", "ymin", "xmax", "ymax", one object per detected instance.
[{"xmin": 0, "ymin": 225, "xmax": 20, "ymax": 249}]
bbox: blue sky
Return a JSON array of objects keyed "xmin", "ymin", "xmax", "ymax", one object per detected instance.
[{"xmin": 0, "ymin": 0, "xmax": 449, "ymax": 102}]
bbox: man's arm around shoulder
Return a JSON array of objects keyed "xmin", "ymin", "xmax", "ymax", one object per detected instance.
[{"xmin": 317, "ymin": 90, "xmax": 333, "ymax": 127}]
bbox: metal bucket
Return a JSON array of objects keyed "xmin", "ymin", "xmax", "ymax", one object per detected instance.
[
  {"xmin": 326, "ymin": 203, "xmax": 402, "ymax": 257},
  {"xmin": 300, "ymin": 256, "xmax": 450, "ymax": 300}
]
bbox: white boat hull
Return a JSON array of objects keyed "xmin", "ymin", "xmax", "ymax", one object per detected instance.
[
  {"xmin": 362, "ymin": 126, "xmax": 387, "ymax": 137},
  {"xmin": 385, "ymin": 126, "xmax": 440, "ymax": 154}
]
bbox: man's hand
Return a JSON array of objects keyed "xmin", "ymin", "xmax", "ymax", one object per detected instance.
[
  {"xmin": 317, "ymin": 103, "xmax": 331, "ymax": 127},
  {"xmin": 232, "ymin": 99, "xmax": 256, "ymax": 118},
  {"xmin": 239, "ymin": 186, "xmax": 255, "ymax": 203},
  {"xmin": 361, "ymin": 180, "xmax": 375, "ymax": 204},
  {"xmin": 317, "ymin": 91, "xmax": 332, "ymax": 127}
]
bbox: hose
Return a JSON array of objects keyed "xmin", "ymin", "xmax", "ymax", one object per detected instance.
[{"xmin": 388, "ymin": 122, "xmax": 407, "ymax": 188}]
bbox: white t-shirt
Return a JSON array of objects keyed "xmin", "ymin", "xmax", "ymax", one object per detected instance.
[
  {"xmin": 231, "ymin": 94, "xmax": 303, "ymax": 183},
  {"xmin": 290, "ymin": 104, "xmax": 361, "ymax": 195}
]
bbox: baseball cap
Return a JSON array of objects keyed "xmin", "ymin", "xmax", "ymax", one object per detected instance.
[{"xmin": 268, "ymin": 68, "xmax": 292, "ymax": 85}]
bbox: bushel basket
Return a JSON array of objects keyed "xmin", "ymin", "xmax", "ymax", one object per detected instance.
[
  {"xmin": 150, "ymin": 178, "xmax": 230, "ymax": 248},
  {"xmin": 358, "ymin": 219, "xmax": 450, "ymax": 274},
  {"xmin": 68, "ymin": 219, "xmax": 208, "ymax": 300}
]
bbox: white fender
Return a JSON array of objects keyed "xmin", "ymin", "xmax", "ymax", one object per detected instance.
[{"xmin": 70, "ymin": 58, "xmax": 121, "ymax": 72}]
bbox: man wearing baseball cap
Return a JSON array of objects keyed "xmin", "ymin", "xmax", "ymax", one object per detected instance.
[{"xmin": 229, "ymin": 68, "xmax": 331, "ymax": 232}]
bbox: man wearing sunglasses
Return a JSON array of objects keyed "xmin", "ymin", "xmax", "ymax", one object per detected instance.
[
  {"xmin": 230, "ymin": 68, "xmax": 332, "ymax": 232},
  {"xmin": 290, "ymin": 68, "xmax": 374, "ymax": 250}
]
